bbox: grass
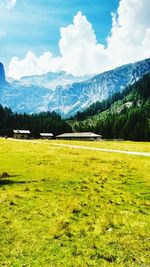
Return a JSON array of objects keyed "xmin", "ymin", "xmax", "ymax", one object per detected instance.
[
  {"xmin": 0, "ymin": 138, "xmax": 150, "ymax": 266},
  {"xmin": 49, "ymin": 139, "xmax": 150, "ymax": 153}
]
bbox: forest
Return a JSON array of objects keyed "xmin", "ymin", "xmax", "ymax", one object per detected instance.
[
  {"xmin": 0, "ymin": 108, "xmax": 71, "ymax": 138},
  {"xmin": 70, "ymin": 73, "xmax": 150, "ymax": 141}
]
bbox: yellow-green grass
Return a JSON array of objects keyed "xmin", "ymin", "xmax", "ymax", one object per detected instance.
[
  {"xmin": 49, "ymin": 139, "xmax": 150, "ymax": 153},
  {"xmin": 0, "ymin": 138, "xmax": 149, "ymax": 267}
]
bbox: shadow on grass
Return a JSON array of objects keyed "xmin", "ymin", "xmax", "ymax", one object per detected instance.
[
  {"xmin": 0, "ymin": 172, "xmax": 26, "ymax": 186},
  {"xmin": 0, "ymin": 179, "xmax": 26, "ymax": 186}
]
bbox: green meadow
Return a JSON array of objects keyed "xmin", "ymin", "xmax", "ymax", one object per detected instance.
[{"xmin": 0, "ymin": 138, "xmax": 150, "ymax": 267}]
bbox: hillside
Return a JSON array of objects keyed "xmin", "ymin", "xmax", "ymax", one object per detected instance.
[{"xmin": 70, "ymin": 73, "xmax": 150, "ymax": 141}]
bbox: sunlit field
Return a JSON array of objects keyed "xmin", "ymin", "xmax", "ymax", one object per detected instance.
[{"xmin": 0, "ymin": 138, "xmax": 150, "ymax": 266}]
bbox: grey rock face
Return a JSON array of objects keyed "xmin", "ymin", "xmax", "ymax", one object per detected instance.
[{"xmin": 0, "ymin": 63, "xmax": 6, "ymax": 84}]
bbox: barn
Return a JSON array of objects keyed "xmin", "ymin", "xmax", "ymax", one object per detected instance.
[
  {"xmin": 13, "ymin": 130, "xmax": 31, "ymax": 139},
  {"xmin": 56, "ymin": 132, "xmax": 102, "ymax": 141},
  {"xmin": 40, "ymin": 133, "xmax": 53, "ymax": 139}
]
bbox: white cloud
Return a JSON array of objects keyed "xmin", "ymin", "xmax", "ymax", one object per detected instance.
[
  {"xmin": 58, "ymin": 11, "xmax": 110, "ymax": 75},
  {"xmin": 0, "ymin": 0, "xmax": 16, "ymax": 9},
  {"xmin": 7, "ymin": 0, "xmax": 16, "ymax": 9},
  {"xmin": 107, "ymin": 0, "xmax": 150, "ymax": 66},
  {"xmin": 8, "ymin": 51, "xmax": 62, "ymax": 79},
  {"xmin": 8, "ymin": 0, "xmax": 150, "ymax": 79}
]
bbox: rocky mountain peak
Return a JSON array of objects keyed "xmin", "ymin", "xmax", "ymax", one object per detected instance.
[{"xmin": 0, "ymin": 62, "xmax": 6, "ymax": 84}]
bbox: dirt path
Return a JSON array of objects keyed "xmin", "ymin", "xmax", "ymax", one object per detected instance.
[
  {"xmin": 8, "ymin": 138, "xmax": 150, "ymax": 157},
  {"xmin": 51, "ymin": 143, "xmax": 150, "ymax": 157}
]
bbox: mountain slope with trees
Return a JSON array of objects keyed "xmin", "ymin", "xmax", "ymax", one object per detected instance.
[{"xmin": 70, "ymin": 73, "xmax": 150, "ymax": 141}]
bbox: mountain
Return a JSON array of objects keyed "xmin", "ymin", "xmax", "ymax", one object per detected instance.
[
  {"xmin": 0, "ymin": 58, "xmax": 150, "ymax": 116},
  {"xmin": 70, "ymin": 73, "xmax": 150, "ymax": 141},
  {"xmin": 47, "ymin": 58, "xmax": 150, "ymax": 117},
  {"xmin": 19, "ymin": 71, "xmax": 92, "ymax": 90},
  {"xmin": 1, "ymin": 70, "xmax": 92, "ymax": 114},
  {"xmin": 0, "ymin": 63, "xmax": 6, "ymax": 85},
  {"xmin": 0, "ymin": 63, "xmax": 52, "ymax": 113},
  {"xmin": 0, "ymin": 81, "xmax": 52, "ymax": 114}
]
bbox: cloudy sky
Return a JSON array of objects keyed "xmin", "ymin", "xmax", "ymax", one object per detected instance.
[{"xmin": 0, "ymin": 0, "xmax": 150, "ymax": 79}]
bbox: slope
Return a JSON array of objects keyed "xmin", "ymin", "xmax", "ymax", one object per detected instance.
[{"xmin": 70, "ymin": 73, "xmax": 150, "ymax": 141}]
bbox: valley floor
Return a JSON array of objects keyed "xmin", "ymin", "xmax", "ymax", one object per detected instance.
[{"xmin": 0, "ymin": 139, "xmax": 150, "ymax": 266}]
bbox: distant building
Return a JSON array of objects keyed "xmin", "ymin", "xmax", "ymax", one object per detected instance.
[
  {"xmin": 13, "ymin": 130, "xmax": 31, "ymax": 139},
  {"xmin": 40, "ymin": 133, "xmax": 53, "ymax": 139},
  {"xmin": 56, "ymin": 132, "xmax": 102, "ymax": 141}
]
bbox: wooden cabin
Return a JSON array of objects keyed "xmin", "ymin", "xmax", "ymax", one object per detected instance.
[
  {"xmin": 56, "ymin": 132, "xmax": 102, "ymax": 141},
  {"xmin": 40, "ymin": 133, "xmax": 53, "ymax": 139},
  {"xmin": 13, "ymin": 130, "xmax": 31, "ymax": 139}
]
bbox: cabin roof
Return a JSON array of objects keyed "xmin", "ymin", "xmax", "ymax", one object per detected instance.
[
  {"xmin": 56, "ymin": 132, "xmax": 102, "ymax": 138},
  {"xmin": 13, "ymin": 130, "xmax": 31, "ymax": 134},
  {"xmin": 40, "ymin": 133, "xmax": 53, "ymax": 137}
]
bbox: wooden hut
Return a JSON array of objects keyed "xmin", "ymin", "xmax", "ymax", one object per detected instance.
[
  {"xmin": 56, "ymin": 132, "xmax": 102, "ymax": 141},
  {"xmin": 40, "ymin": 133, "xmax": 53, "ymax": 139},
  {"xmin": 13, "ymin": 130, "xmax": 31, "ymax": 139}
]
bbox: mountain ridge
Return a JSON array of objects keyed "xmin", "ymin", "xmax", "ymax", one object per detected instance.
[
  {"xmin": 0, "ymin": 58, "xmax": 150, "ymax": 117},
  {"xmin": 46, "ymin": 58, "xmax": 150, "ymax": 117},
  {"xmin": 18, "ymin": 71, "xmax": 92, "ymax": 90}
]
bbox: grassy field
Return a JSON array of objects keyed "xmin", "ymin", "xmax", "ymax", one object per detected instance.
[{"xmin": 0, "ymin": 138, "xmax": 150, "ymax": 267}]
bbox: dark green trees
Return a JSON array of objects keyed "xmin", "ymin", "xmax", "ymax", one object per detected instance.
[
  {"xmin": 0, "ymin": 108, "xmax": 71, "ymax": 137},
  {"xmin": 71, "ymin": 73, "xmax": 150, "ymax": 141}
]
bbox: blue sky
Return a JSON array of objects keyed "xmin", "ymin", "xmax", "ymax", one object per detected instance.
[
  {"xmin": 0, "ymin": 0, "xmax": 119, "ymax": 69},
  {"xmin": 0, "ymin": 0, "xmax": 149, "ymax": 79}
]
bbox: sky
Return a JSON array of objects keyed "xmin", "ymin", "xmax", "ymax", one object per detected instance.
[{"xmin": 0, "ymin": 0, "xmax": 150, "ymax": 79}]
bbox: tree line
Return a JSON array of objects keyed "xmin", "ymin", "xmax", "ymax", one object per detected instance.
[{"xmin": 0, "ymin": 108, "xmax": 71, "ymax": 138}]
